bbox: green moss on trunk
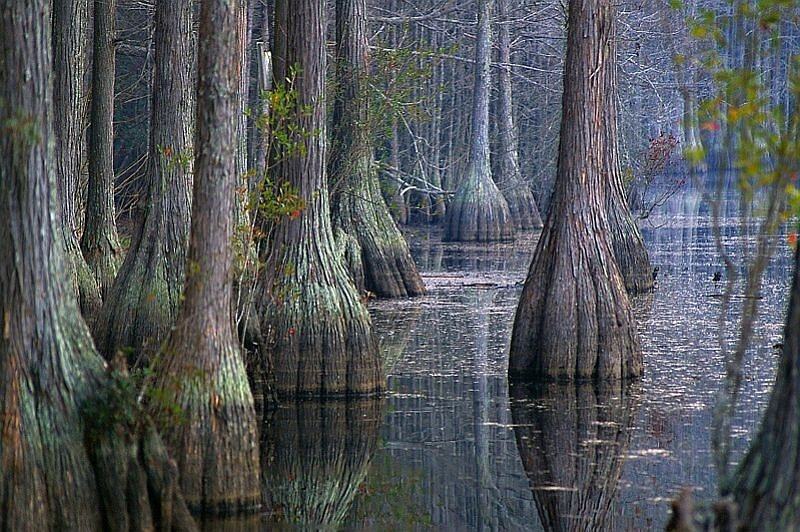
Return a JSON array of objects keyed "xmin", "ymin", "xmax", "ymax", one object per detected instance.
[
  {"xmin": 261, "ymin": 0, "xmax": 383, "ymax": 397},
  {"xmin": 0, "ymin": 4, "xmax": 196, "ymax": 527},
  {"xmin": 92, "ymin": 0, "xmax": 193, "ymax": 364}
]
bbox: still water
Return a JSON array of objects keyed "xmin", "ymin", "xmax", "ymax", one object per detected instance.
[{"xmin": 258, "ymin": 174, "xmax": 794, "ymax": 531}]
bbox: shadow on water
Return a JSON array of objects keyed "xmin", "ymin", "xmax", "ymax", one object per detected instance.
[{"xmin": 510, "ymin": 381, "xmax": 640, "ymax": 531}]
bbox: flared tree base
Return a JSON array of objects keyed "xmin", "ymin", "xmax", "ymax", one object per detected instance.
[
  {"xmin": 262, "ymin": 277, "xmax": 384, "ymax": 397},
  {"xmin": 504, "ymin": 184, "xmax": 543, "ymax": 231},
  {"xmin": 510, "ymin": 222, "xmax": 641, "ymax": 381},
  {"xmin": 608, "ymin": 184, "xmax": 653, "ymax": 295},
  {"xmin": 68, "ymin": 242, "xmax": 103, "ymax": 320},
  {"xmin": 152, "ymin": 335, "xmax": 261, "ymax": 514},
  {"xmin": 444, "ymin": 175, "xmax": 515, "ymax": 243},
  {"xmin": 93, "ymin": 257, "xmax": 182, "ymax": 365},
  {"xmin": 82, "ymin": 234, "xmax": 124, "ymax": 299},
  {"xmin": 333, "ymin": 166, "xmax": 426, "ymax": 298}
]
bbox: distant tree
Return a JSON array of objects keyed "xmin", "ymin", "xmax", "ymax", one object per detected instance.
[
  {"xmin": 53, "ymin": 0, "xmax": 103, "ymax": 317},
  {"xmin": 603, "ymin": 25, "xmax": 653, "ymax": 295},
  {"xmin": 92, "ymin": 0, "xmax": 194, "ymax": 364},
  {"xmin": 494, "ymin": 0, "xmax": 542, "ymax": 231},
  {"xmin": 148, "ymin": 0, "xmax": 261, "ymax": 512},
  {"xmin": 443, "ymin": 0, "xmax": 515, "ymax": 242},
  {"xmin": 509, "ymin": 0, "xmax": 641, "ymax": 381},
  {"xmin": 330, "ymin": 0, "xmax": 426, "ymax": 298},
  {"xmin": 82, "ymin": 0, "xmax": 124, "ymax": 297},
  {"xmin": 0, "ymin": 1, "xmax": 195, "ymax": 527},
  {"xmin": 260, "ymin": 0, "xmax": 383, "ymax": 396}
]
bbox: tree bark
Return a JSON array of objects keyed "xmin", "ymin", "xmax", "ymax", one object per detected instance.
[
  {"xmin": 149, "ymin": 0, "xmax": 261, "ymax": 513},
  {"xmin": 0, "ymin": 2, "xmax": 195, "ymax": 528},
  {"xmin": 92, "ymin": 0, "xmax": 194, "ymax": 365},
  {"xmin": 723, "ymin": 243, "xmax": 800, "ymax": 527},
  {"xmin": 508, "ymin": 0, "xmax": 641, "ymax": 382},
  {"xmin": 330, "ymin": 0, "xmax": 426, "ymax": 298},
  {"xmin": 494, "ymin": 0, "xmax": 543, "ymax": 231},
  {"xmin": 601, "ymin": 0, "xmax": 653, "ymax": 295},
  {"xmin": 260, "ymin": 0, "xmax": 383, "ymax": 397},
  {"xmin": 52, "ymin": 0, "xmax": 103, "ymax": 319},
  {"xmin": 82, "ymin": 0, "xmax": 124, "ymax": 298},
  {"xmin": 443, "ymin": 0, "xmax": 514, "ymax": 242}
]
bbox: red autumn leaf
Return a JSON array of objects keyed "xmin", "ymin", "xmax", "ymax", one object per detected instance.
[{"xmin": 789, "ymin": 233, "xmax": 798, "ymax": 247}]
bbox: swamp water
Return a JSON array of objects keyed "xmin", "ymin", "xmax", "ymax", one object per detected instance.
[{"xmin": 245, "ymin": 174, "xmax": 794, "ymax": 531}]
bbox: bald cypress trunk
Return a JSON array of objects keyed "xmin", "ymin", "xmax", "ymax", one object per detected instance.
[
  {"xmin": 494, "ymin": 0, "xmax": 542, "ymax": 231},
  {"xmin": 602, "ymin": 24, "xmax": 652, "ymax": 295},
  {"xmin": 721, "ymin": 244, "xmax": 800, "ymax": 527},
  {"xmin": 0, "ymin": 2, "xmax": 195, "ymax": 528},
  {"xmin": 92, "ymin": 0, "xmax": 193, "ymax": 364},
  {"xmin": 260, "ymin": 0, "xmax": 383, "ymax": 397},
  {"xmin": 149, "ymin": 0, "xmax": 260, "ymax": 513},
  {"xmin": 52, "ymin": 0, "xmax": 103, "ymax": 318},
  {"xmin": 330, "ymin": 0, "xmax": 426, "ymax": 298},
  {"xmin": 443, "ymin": 0, "xmax": 514, "ymax": 243},
  {"xmin": 82, "ymin": 0, "xmax": 124, "ymax": 298},
  {"xmin": 508, "ymin": 0, "xmax": 641, "ymax": 382}
]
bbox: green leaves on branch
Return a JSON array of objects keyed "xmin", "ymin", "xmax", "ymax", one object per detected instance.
[{"xmin": 685, "ymin": 1, "xmax": 800, "ymax": 214}]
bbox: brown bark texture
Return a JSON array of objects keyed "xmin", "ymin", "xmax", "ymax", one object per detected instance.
[
  {"xmin": 149, "ymin": 0, "xmax": 261, "ymax": 514},
  {"xmin": 82, "ymin": 0, "xmax": 124, "ymax": 299},
  {"xmin": 443, "ymin": 0, "xmax": 515, "ymax": 243},
  {"xmin": 0, "ymin": 2, "xmax": 195, "ymax": 529},
  {"xmin": 601, "ymin": 25, "xmax": 653, "ymax": 295},
  {"xmin": 330, "ymin": 0, "xmax": 426, "ymax": 299},
  {"xmin": 52, "ymin": 0, "xmax": 103, "ymax": 318},
  {"xmin": 260, "ymin": 0, "xmax": 383, "ymax": 397},
  {"xmin": 723, "ymin": 243, "xmax": 800, "ymax": 528},
  {"xmin": 92, "ymin": 0, "xmax": 194, "ymax": 365},
  {"xmin": 508, "ymin": 0, "xmax": 642, "ymax": 382}
]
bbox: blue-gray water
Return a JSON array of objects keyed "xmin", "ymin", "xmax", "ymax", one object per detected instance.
[{"xmin": 254, "ymin": 174, "xmax": 794, "ymax": 531}]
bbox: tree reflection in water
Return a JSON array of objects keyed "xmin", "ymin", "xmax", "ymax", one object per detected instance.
[
  {"xmin": 511, "ymin": 381, "xmax": 639, "ymax": 531},
  {"xmin": 263, "ymin": 398, "xmax": 385, "ymax": 528}
]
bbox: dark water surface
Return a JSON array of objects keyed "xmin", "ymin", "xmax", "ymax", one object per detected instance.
[{"xmin": 253, "ymin": 175, "xmax": 794, "ymax": 531}]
